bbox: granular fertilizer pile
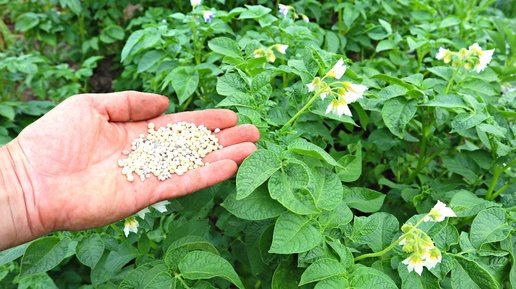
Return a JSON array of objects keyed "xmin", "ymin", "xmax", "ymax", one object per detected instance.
[{"xmin": 118, "ymin": 122, "xmax": 222, "ymax": 182}]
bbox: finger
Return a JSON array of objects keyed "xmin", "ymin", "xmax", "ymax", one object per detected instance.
[
  {"xmin": 203, "ymin": 142, "xmax": 257, "ymax": 165},
  {"xmin": 150, "ymin": 109, "xmax": 238, "ymax": 130},
  {"xmin": 153, "ymin": 159, "xmax": 238, "ymax": 200},
  {"xmin": 215, "ymin": 124, "xmax": 260, "ymax": 147},
  {"xmin": 87, "ymin": 91, "xmax": 170, "ymax": 122}
]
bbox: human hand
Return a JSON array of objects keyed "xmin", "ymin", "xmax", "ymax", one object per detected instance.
[{"xmin": 0, "ymin": 91, "xmax": 259, "ymax": 250}]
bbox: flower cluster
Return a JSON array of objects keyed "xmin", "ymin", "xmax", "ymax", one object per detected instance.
[
  {"xmin": 253, "ymin": 44, "xmax": 288, "ymax": 63},
  {"xmin": 278, "ymin": 3, "xmax": 309, "ymax": 23},
  {"xmin": 399, "ymin": 201, "xmax": 456, "ymax": 275},
  {"xmin": 436, "ymin": 43, "xmax": 494, "ymax": 73},
  {"xmin": 306, "ymin": 58, "xmax": 367, "ymax": 117},
  {"xmin": 123, "ymin": 200, "xmax": 170, "ymax": 237}
]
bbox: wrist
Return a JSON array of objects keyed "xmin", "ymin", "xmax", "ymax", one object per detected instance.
[{"xmin": 0, "ymin": 141, "xmax": 35, "ymax": 250}]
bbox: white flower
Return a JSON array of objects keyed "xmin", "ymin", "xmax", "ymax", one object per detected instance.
[
  {"xmin": 137, "ymin": 207, "xmax": 150, "ymax": 219},
  {"xmin": 474, "ymin": 51, "xmax": 494, "ymax": 73},
  {"xmin": 278, "ymin": 4, "xmax": 289, "ymax": 18},
  {"xmin": 342, "ymin": 82, "xmax": 367, "ymax": 102},
  {"xmin": 301, "ymin": 14, "xmax": 309, "ymax": 23},
  {"xmin": 136, "ymin": 200, "xmax": 169, "ymax": 219},
  {"xmin": 307, "ymin": 77, "xmax": 319, "ymax": 92},
  {"xmin": 203, "ymin": 10, "xmax": 214, "ymax": 23},
  {"xmin": 273, "ymin": 44, "xmax": 288, "ymax": 54},
  {"xmin": 436, "ymin": 47, "xmax": 452, "ymax": 63},
  {"xmin": 468, "ymin": 43, "xmax": 494, "ymax": 72},
  {"xmin": 190, "ymin": 0, "xmax": 201, "ymax": 7},
  {"xmin": 151, "ymin": 200, "xmax": 169, "ymax": 213},
  {"xmin": 424, "ymin": 200, "xmax": 456, "ymax": 222},
  {"xmin": 123, "ymin": 217, "xmax": 139, "ymax": 237},
  {"xmin": 325, "ymin": 58, "xmax": 346, "ymax": 79},
  {"xmin": 326, "ymin": 96, "xmax": 352, "ymax": 117},
  {"xmin": 162, "ymin": 19, "xmax": 167, "ymax": 23},
  {"xmin": 402, "ymin": 253, "xmax": 424, "ymax": 275},
  {"xmin": 422, "ymin": 247, "xmax": 442, "ymax": 270}
]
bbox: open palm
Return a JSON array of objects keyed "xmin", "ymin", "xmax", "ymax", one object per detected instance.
[{"xmin": 8, "ymin": 91, "xmax": 259, "ymax": 239}]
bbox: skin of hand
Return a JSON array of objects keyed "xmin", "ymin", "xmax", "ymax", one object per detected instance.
[{"xmin": 0, "ymin": 91, "xmax": 260, "ymax": 250}]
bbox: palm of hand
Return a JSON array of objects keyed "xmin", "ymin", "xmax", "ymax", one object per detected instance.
[{"xmin": 11, "ymin": 92, "xmax": 258, "ymax": 236}]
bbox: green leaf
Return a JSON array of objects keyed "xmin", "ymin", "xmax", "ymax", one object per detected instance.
[
  {"xmin": 350, "ymin": 266, "xmax": 398, "ymax": 289},
  {"xmin": 170, "ymin": 66, "xmax": 199, "ymax": 104},
  {"xmin": 216, "ymin": 73, "xmax": 254, "ymax": 108},
  {"xmin": 15, "ymin": 12, "xmax": 40, "ymax": 32},
  {"xmin": 427, "ymin": 66, "xmax": 454, "ymax": 81},
  {"xmin": 336, "ymin": 142, "xmax": 362, "ymax": 182},
  {"xmin": 119, "ymin": 261, "xmax": 169, "ymax": 289},
  {"xmin": 452, "ymin": 255, "xmax": 499, "ymax": 289},
  {"xmin": 439, "ymin": 16, "xmax": 461, "ymax": 28},
  {"xmin": 251, "ymin": 71, "xmax": 272, "ymax": 102},
  {"xmin": 470, "ymin": 208, "xmax": 511, "ymax": 249},
  {"xmin": 166, "ymin": 236, "xmax": 219, "ymax": 257},
  {"xmin": 222, "ymin": 185, "xmax": 286, "ymax": 220},
  {"xmin": 0, "ymin": 242, "xmax": 30, "ymax": 266},
  {"xmin": 378, "ymin": 85, "xmax": 408, "ymax": 100},
  {"xmin": 268, "ymin": 161, "xmax": 319, "ymax": 215},
  {"xmin": 382, "ymin": 96, "xmax": 417, "ymax": 139},
  {"xmin": 299, "ymin": 259, "xmax": 347, "ymax": 285},
  {"xmin": 236, "ymin": 150, "xmax": 281, "ymax": 199},
  {"xmin": 121, "ymin": 30, "xmax": 145, "ymax": 62},
  {"xmin": 319, "ymin": 201, "xmax": 353, "ymax": 229},
  {"xmin": 288, "ymin": 141, "xmax": 343, "ymax": 168},
  {"xmin": 0, "ymin": 104, "xmax": 15, "ymax": 120},
  {"xmin": 371, "ymin": 74, "xmax": 416, "ymax": 90},
  {"xmin": 269, "ymin": 213, "xmax": 323, "ymax": 254},
  {"xmin": 421, "ymin": 94, "xmax": 471, "ymax": 111},
  {"xmin": 354, "ymin": 213, "xmax": 398, "ymax": 252},
  {"xmin": 325, "ymin": 31, "xmax": 340, "ymax": 53},
  {"xmin": 178, "ymin": 251, "xmax": 244, "ymax": 289},
  {"xmin": 75, "ymin": 234, "xmax": 105, "ymax": 268},
  {"xmin": 431, "ymin": 222, "xmax": 459, "ymax": 251},
  {"xmin": 90, "ymin": 242, "xmax": 138, "ymax": 285},
  {"xmin": 272, "ymin": 261, "xmax": 305, "ymax": 289},
  {"xmin": 314, "ymin": 276, "xmax": 349, "ymax": 288},
  {"xmin": 238, "ymin": 5, "xmax": 272, "ymax": 19},
  {"xmin": 450, "ymin": 190, "xmax": 500, "ymax": 217},
  {"xmin": 59, "ymin": 0, "xmax": 82, "ymax": 15},
  {"xmin": 100, "ymin": 24, "xmax": 125, "ymax": 43},
  {"xmin": 137, "ymin": 50, "xmax": 165, "ymax": 73},
  {"xmin": 20, "ymin": 237, "xmax": 70, "ymax": 277},
  {"xmin": 208, "ymin": 37, "xmax": 242, "ymax": 59},
  {"xmin": 311, "ymin": 167, "xmax": 343, "ymax": 211},
  {"xmin": 442, "ymin": 154, "xmax": 479, "ymax": 184},
  {"xmin": 375, "ymin": 39, "xmax": 397, "ymax": 52},
  {"xmin": 344, "ymin": 187, "xmax": 385, "ymax": 213},
  {"xmin": 451, "ymin": 112, "xmax": 487, "ymax": 133}
]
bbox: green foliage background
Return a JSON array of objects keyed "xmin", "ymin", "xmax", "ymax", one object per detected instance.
[{"xmin": 1, "ymin": 0, "xmax": 516, "ymax": 288}]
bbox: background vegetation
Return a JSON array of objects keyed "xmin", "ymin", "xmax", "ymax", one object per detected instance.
[{"xmin": 1, "ymin": 0, "xmax": 516, "ymax": 288}]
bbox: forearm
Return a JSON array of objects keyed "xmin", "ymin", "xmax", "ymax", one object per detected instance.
[{"xmin": 0, "ymin": 142, "xmax": 34, "ymax": 251}]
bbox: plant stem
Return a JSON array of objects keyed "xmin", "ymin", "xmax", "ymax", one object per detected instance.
[
  {"xmin": 337, "ymin": 0, "xmax": 343, "ymax": 34},
  {"xmin": 444, "ymin": 64, "xmax": 462, "ymax": 94},
  {"xmin": 110, "ymin": 224, "xmax": 124, "ymax": 236},
  {"xmin": 282, "ymin": 90, "xmax": 322, "ymax": 129},
  {"xmin": 404, "ymin": 110, "xmax": 432, "ymax": 184},
  {"xmin": 485, "ymin": 158, "xmax": 516, "ymax": 200},
  {"xmin": 354, "ymin": 216, "xmax": 428, "ymax": 261}
]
